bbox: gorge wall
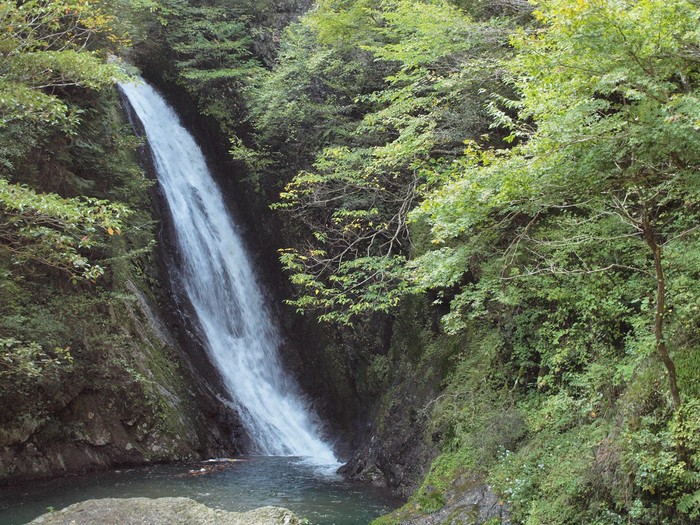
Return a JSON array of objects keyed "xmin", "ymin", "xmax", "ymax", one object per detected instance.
[{"xmin": 0, "ymin": 87, "xmax": 241, "ymax": 484}]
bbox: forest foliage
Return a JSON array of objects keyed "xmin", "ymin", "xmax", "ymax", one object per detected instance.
[
  {"xmin": 0, "ymin": 0, "xmax": 162, "ymax": 450},
  {"xmin": 238, "ymin": 0, "xmax": 700, "ymax": 522},
  {"xmin": 0, "ymin": 0, "xmax": 132, "ymax": 280},
  {"xmin": 2, "ymin": 0, "xmax": 700, "ymax": 522}
]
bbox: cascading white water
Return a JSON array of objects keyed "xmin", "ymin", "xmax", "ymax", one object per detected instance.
[{"xmin": 119, "ymin": 79, "xmax": 337, "ymax": 464}]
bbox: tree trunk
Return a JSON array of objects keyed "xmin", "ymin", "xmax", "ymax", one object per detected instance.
[{"xmin": 641, "ymin": 214, "xmax": 682, "ymax": 411}]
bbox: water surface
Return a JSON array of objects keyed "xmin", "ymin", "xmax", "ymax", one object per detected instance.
[{"xmin": 0, "ymin": 457, "xmax": 399, "ymax": 524}]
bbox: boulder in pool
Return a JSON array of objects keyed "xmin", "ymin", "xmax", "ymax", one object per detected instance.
[{"xmin": 29, "ymin": 497, "xmax": 300, "ymax": 525}]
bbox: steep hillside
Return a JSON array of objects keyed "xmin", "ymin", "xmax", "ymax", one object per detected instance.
[
  {"xmin": 0, "ymin": 1, "xmax": 239, "ymax": 481},
  {"xmin": 3, "ymin": 1, "xmax": 700, "ymax": 524}
]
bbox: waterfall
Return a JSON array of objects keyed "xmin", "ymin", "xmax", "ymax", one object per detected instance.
[{"xmin": 119, "ymin": 79, "xmax": 337, "ymax": 464}]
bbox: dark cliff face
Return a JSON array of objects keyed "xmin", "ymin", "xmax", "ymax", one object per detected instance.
[
  {"xmin": 120, "ymin": 89, "xmax": 250, "ymax": 456},
  {"xmin": 250, "ymin": 0, "xmax": 314, "ymax": 67},
  {"xmin": 336, "ymin": 299, "xmax": 444, "ymax": 498},
  {"xmin": 0, "ymin": 264, "xmax": 241, "ymax": 484},
  {"xmin": 0, "ymin": 288, "xmax": 244, "ymax": 482}
]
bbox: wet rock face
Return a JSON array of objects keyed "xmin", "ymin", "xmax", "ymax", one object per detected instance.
[
  {"xmin": 404, "ymin": 484, "xmax": 510, "ymax": 525},
  {"xmin": 382, "ymin": 481, "xmax": 510, "ymax": 525},
  {"xmin": 251, "ymin": 0, "xmax": 314, "ymax": 66},
  {"xmin": 337, "ymin": 301, "xmax": 444, "ymax": 499},
  {"xmin": 339, "ymin": 411, "xmax": 437, "ymax": 500},
  {"xmin": 0, "ymin": 282, "xmax": 241, "ymax": 484},
  {"xmin": 29, "ymin": 498, "xmax": 300, "ymax": 525}
]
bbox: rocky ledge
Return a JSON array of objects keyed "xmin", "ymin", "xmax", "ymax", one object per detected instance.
[
  {"xmin": 379, "ymin": 480, "xmax": 510, "ymax": 525},
  {"xmin": 29, "ymin": 497, "xmax": 300, "ymax": 525}
]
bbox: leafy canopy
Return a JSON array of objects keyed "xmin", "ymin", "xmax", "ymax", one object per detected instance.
[
  {"xmin": 0, "ymin": 0, "xmax": 127, "ymax": 128},
  {"xmin": 270, "ymin": 0, "xmax": 508, "ymax": 324},
  {"xmin": 410, "ymin": 2, "xmax": 700, "ymax": 517},
  {"xmin": 413, "ymin": 0, "xmax": 700, "ymax": 328},
  {"xmin": 0, "ymin": 0, "xmax": 132, "ymax": 280}
]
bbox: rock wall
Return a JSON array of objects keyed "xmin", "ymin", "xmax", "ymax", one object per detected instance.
[
  {"xmin": 0, "ymin": 274, "xmax": 240, "ymax": 483},
  {"xmin": 0, "ymin": 86, "xmax": 241, "ymax": 484},
  {"xmin": 339, "ymin": 298, "xmax": 444, "ymax": 498}
]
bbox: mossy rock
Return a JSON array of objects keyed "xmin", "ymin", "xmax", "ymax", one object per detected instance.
[{"xmin": 29, "ymin": 497, "xmax": 300, "ymax": 525}]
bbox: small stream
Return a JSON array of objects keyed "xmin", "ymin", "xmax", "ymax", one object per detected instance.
[{"xmin": 0, "ymin": 457, "xmax": 400, "ymax": 524}]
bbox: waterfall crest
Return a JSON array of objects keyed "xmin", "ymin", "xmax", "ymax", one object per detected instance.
[{"xmin": 120, "ymin": 79, "xmax": 337, "ymax": 464}]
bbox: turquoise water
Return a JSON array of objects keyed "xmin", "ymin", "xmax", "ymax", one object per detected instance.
[{"xmin": 0, "ymin": 457, "xmax": 400, "ymax": 525}]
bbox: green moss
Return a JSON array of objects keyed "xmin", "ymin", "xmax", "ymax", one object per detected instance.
[
  {"xmin": 416, "ymin": 489, "xmax": 446, "ymax": 513},
  {"xmin": 370, "ymin": 503, "xmax": 422, "ymax": 525}
]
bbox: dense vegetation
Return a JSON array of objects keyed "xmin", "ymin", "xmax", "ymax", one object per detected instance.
[
  {"xmin": 1, "ymin": 0, "xmax": 136, "ymax": 415},
  {"xmin": 155, "ymin": 0, "xmax": 700, "ymax": 522},
  {"xmin": 3, "ymin": 0, "xmax": 700, "ymax": 523},
  {"xmin": 0, "ymin": 0, "xmax": 230, "ymax": 479}
]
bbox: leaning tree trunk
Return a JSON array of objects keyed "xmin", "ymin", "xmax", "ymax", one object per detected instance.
[{"xmin": 641, "ymin": 214, "xmax": 682, "ymax": 411}]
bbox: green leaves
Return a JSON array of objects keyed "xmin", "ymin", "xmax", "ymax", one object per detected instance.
[
  {"xmin": 0, "ymin": 179, "xmax": 130, "ymax": 281},
  {"xmin": 360, "ymin": 1, "xmax": 475, "ymax": 67},
  {"xmin": 0, "ymin": 0, "xmax": 127, "ymax": 129},
  {"xmin": 158, "ymin": 0, "xmax": 263, "ymax": 135},
  {"xmin": 415, "ymin": 0, "xmax": 700, "ymax": 317},
  {"xmin": 404, "ymin": 1, "xmax": 700, "ymax": 520},
  {"xmin": 0, "ymin": 80, "xmax": 72, "ymax": 128},
  {"xmin": 0, "ymin": 337, "xmax": 72, "ymax": 388},
  {"xmin": 280, "ymin": 250, "xmax": 412, "ymax": 324},
  {"xmin": 0, "ymin": 0, "xmax": 138, "ymax": 282},
  {"xmin": 263, "ymin": 0, "xmax": 508, "ymax": 323}
]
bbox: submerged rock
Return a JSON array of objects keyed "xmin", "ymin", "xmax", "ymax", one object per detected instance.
[{"xmin": 29, "ymin": 497, "xmax": 300, "ymax": 525}]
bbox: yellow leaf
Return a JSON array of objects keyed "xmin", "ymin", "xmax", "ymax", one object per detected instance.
[{"xmin": 107, "ymin": 227, "xmax": 114, "ymax": 235}]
